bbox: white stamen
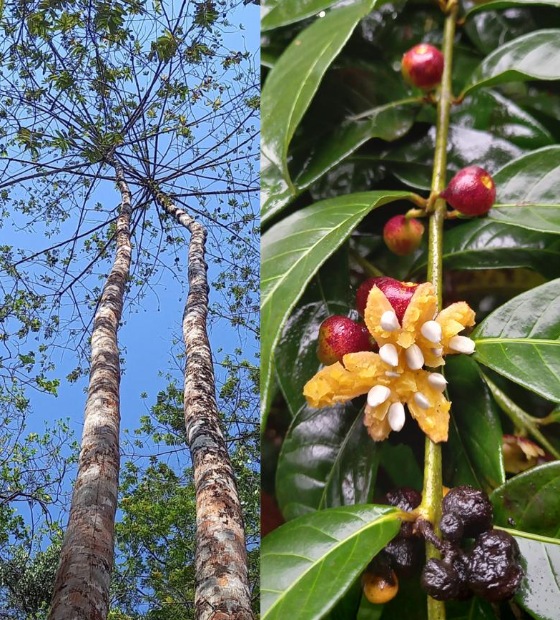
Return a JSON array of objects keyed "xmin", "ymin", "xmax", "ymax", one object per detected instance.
[
  {"xmin": 388, "ymin": 402, "xmax": 405, "ymax": 432},
  {"xmin": 385, "ymin": 371, "xmax": 401, "ymax": 378},
  {"xmin": 449, "ymin": 335, "xmax": 475, "ymax": 354},
  {"xmin": 405, "ymin": 344, "xmax": 424, "ymax": 370},
  {"xmin": 414, "ymin": 392, "xmax": 430, "ymax": 409},
  {"xmin": 428, "ymin": 373, "xmax": 447, "ymax": 392},
  {"xmin": 432, "ymin": 347, "xmax": 443, "ymax": 357},
  {"xmin": 381, "ymin": 310, "xmax": 400, "ymax": 332},
  {"xmin": 367, "ymin": 385, "xmax": 391, "ymax": 408},
  {"xmin": 379, "ymin": 343, "xmax": 399, "ymax": 367},
  {"xmin": 421, "ymin": 320, "xmax": 442, "ymax": 343}
]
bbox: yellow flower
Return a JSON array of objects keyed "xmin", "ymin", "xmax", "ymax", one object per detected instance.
[
  {"xmin": 303, "ymin": 351, "xmax": 450, "ymax": 442},
  {"xmin": 302, "ymin": 280, "xmax": 477, "ymax": 443}
]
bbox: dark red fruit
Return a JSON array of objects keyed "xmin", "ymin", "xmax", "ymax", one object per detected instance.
[
  {"xmin": 356, "ymin": 277, "xmax": 419, "ymax": 322},
  {"xmin": 421, "ymin": 556, "xmax": 472, "ymax": 601},
  {"xmin": 384, "ymin": 538, "xmax": 424, "ymax": 578},
  {"xmin": 402, "ymin": 44, "xmax": 444, "ymax": 91},
  {"xmin": 440, "ymin": 166, "xmax": 496, "ymax": 216},
  {"xmin": 441, "ymin": 486, "xmax": 493, "ymax": 540},
  {"xmin": 383, "ymin": 215, "xmax": 425, "ymax": 256},
  {"xmin": 317, "ymin": 315, "xmax": 372, "ymax": 365},
  {"xmin": 466, "ymin": 531, "xmax": 523, "ymax": 602}
]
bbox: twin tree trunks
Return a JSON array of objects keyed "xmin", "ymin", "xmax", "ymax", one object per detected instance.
[{"xmin": 48, "ymin": 168, "xmax": 253, "ymax": 620}]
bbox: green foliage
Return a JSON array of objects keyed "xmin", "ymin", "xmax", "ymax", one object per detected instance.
[{"xmin": 262, "ymin": 0, "xmax": 560, "ymax": 617}]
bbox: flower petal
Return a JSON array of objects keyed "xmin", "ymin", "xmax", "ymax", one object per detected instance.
[
  {"xmin": 364, "ymin": 286, "xmax": 398, "ymax": 346},
  {"xmin": 436, "ymin": 302, "xmax": 476, "ymax": 354},
  {"xmin": 406, "ymin": 371, "xmax": 450, "ymax": 443},
  {"xmin": 303, "ymin": 352, "xmax": 385, "ymax": 408},
  {"xmin": 399, "ymin": 283, "xmax": 437, "ymax": 349},
  {"xmin": 364, "ymin": 402, "xmax": 392, "ymax": 441}
]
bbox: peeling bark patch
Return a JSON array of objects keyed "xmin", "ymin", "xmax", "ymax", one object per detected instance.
[
  {"xmin": 49, "ymin": 166, "xmax": 132, "ymax": 620},
  {"xmin": 155, "ymin": 193, "xmax": 254, "ymax": 620}
]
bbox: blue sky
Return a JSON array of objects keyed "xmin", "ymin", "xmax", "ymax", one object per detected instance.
[{"xmin": 1, "ymin": 0, "xmax": 260, "ymax": 553}]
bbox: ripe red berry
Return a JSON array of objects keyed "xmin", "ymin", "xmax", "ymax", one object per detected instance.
[
  {"xmin": 440, "ymin": 166, "xmax": 496, "ymax": 216},
  {"xmin": 317, "ymin": 315, "xmax": 373, "ymax": 365},
  {"xmin": 356, "ymin": 277, "xmax": 418, "ymax": 322},
  {"xmin": 402, "ymin": 44, "xmax": 444, "ymax": 91},
  {"xmin": 383, "ymin": 215, "xmax": 425, "ymax": 256}
]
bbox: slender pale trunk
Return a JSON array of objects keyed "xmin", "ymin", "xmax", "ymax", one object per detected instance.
[
  {"xmin": 155, "ymin": 192, "xmax": 253, "ymax": 620},
  {"xmin": 49, "ymin": 165, "xmax": 132, "ymax": 620}
]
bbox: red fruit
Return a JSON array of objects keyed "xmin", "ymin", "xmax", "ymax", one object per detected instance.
[
  {"xmin": 317, "ymin": 315, "xmax": 373, "ymax": 365},
  {"xmin": 440, "ymin": 166, "xmax": 496, "ymax": 216},
  {"xmin": 356, "ymin": 277, "xmax": 418, "ymax": 323},
  {"xmin": 402, "ymin": 44, "xmax": 444, "ymax": 91},
  {"xmin": 383, "ymin": 215, "xmax": 424, "ymax": 256}
]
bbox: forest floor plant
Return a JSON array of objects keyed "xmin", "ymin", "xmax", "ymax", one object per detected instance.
[{"xmin": 261, "ymin": 0, "xmax": 560, "ymax": 617}]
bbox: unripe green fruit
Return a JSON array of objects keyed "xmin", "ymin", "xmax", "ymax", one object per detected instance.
[
  {"xmin": 317, "ymin": 315, "xmax": 373, "ymax": 365},
  {"xmin": 401, "ymin": 44, "xmax": 444, "ymax": 91},
  {"xmin": 440, "ymin": 166, "xmax": 496, "ymax": 216},
  {"xmin": 383, "ymin": 215, "xmax": 425, "ymax": 256},
  {"xmin": 356, "ymin": 277, "xmax": 418, "ymax": 322}
]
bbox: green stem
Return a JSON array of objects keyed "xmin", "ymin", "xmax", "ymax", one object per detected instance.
[
  {"xmin": 483, "ymin": 374, "xmax": 560, "ymax": 461},
  {"xmin": 421, "ymin": 4, "xmax": 458, "ymax": 619},
  {"xmin": 349, "ymin": 249, "xmax": 385, "ymax": 277}
]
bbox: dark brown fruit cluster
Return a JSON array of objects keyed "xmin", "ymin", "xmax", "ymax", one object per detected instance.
[
  {"xmin": 440, "ymin": 485, "xmax": 493, "ymax": 541},
  {"xmin": 419, "ymin": 485, "xmax": 523, "ymax": 603}
]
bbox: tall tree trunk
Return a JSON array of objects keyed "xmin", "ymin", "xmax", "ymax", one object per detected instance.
[
  {"xmin": 49, "ymin": 165, "xmax": 132, "ymax": 620},
  {"xmin": 155, "ymin": 191, "xmax": 254, "ymax": 620}
]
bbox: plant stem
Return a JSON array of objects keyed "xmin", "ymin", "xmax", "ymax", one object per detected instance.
[
  {"xmin": 349, "ymin": 249, "xmax": 385, "ymax": 277},
  {"xmin": 483, "ymin": 374, "xmax": 560, "ymax": 460},
  {"xmin": 421, "ymin": 3, "xmax": 458, "ymax": 619}
]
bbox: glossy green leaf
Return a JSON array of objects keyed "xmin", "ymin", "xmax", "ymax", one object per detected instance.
[
  {"xmin": 472, "ymin": 278, "xmax": 560, "ymax": 403},
  {"xmin": 262, "ymin": 155, "xmax": 295, "ymax": 224},
  {"xmin": 261, "ymin": 505, "xmax": 401, "ymax": 620},
  {"xmin": 411, "ymin": 219, "xmax": 560, "ymax": 279},
  {"xmin": 450, "ymin": 90, "xmax": 553, "ymax": 150},
  {"xmin": 380, "ymin": 443, "xmax": 423, "ymax": 490},
  {"xmin": 445, "ymin": 356, "xmax": 505, "ymax": 492},
  {"xmin": 261, "ymin": 190, "xmax": 415, "ymax": 423},
  {"xmin": 491, "ymin": 462, "xmax": 560, "ymax": 537},
  {"xmin": 466, "ymin": 0, "xmax": 560, "ymax": 18},
  {"xmin": 295, "ymin": 99, "xmax": 420, "ymax": 191},
  {"xmin": 500, "ymin": 529, "xmax": 560, "ymax": 620},
  {"xmin": 489, "ymin": 146, "xmax": 560, "ymax": 234},
  {"xmin": 276, "ymin": 404, "xmax": 379, "ymax": 520},
  {"xmin": 464, "ymin": 7, "xmax": 535, "ymax": 56},
  {"xmin": 382, "ymin": 125, "xmax": 523, "ymax": 190},
  {"xmin": 261, "ymin": 0, "xmax": 376, "ymax": 189},
  {"xmin": 262, "ymin": 0, "xmax": 342, "ymax": 31},
  {"xmin": 276, "ymin": 249, "xmax": 351, "ymax": 417},
  {"xmin": 463, "ymin": 30, "xmax": 560, "ymax": 98}
]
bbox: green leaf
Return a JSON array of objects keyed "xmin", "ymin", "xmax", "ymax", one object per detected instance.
[
  {"xmin": 445, "ymin": 356, "xmax": 505, "ymax": 492},
  {"xmin": 379, "ymin": 443, "xmax": 423, "ymax": 490},
  {"xmin": 500, "ymin": 529, "xmax": 560, "ymax": 620},
  {"xmin": 152, "ymin": 30, "xmax": 177, "ymax": 62},
  {"xmin": 450, "ymin": 90, "xmax": 553, "ymax": 150},
  {"xmin": 356, "ymin": 595, "xmax": 383, "ymax": 620},
  {"xmin": 276, "ymin": 248, "xmax": 351, "ymax": 416},
  {"xmin": 276, "ymin": 404, "xmax": 379, "ymax": 520},
  {"xmin": 382, "ymin": 125, "xmax": 523, "ymax": 190},
  {"xmin": 472, "ymin": 278, "xmax": 560, "ymax": 403},
  {"xmin": 261, "ymin": 190, "xmax": 415, "ymax": 423},
  {"xmin": 295, "ymin": 99, "xmax": 421, "ymax": 192},
  {"xmin": 462, "ymin": 30, "xmax": 560, "ymax": 98},
  {"xmin": 262, "ymin": 0, "xmax": 342, "ymax": 31},
  {"xmin": 489, "ymin": 146, "xmax": 560, "ymax": 234},
  {"xmin": 466, "ymin": 0, "xmax": 560, "ymax": 19},
  {"xmin": 491, "ymin": 462, "xmax": 560, "ymax": 537},
  {"xmin": 261, "ymin": 0, "xmax": 376, "ymax": 190},
  {"xmin": 411, "ymin": 219, "xmax": 560, "ymax": 279},
  {"xmin": 262, "ymin": 156, "xmax": 294, "ymax": 224},
  {"xmin": 261, "ymin": 505, "xmax": 400, "ymax": 620}
]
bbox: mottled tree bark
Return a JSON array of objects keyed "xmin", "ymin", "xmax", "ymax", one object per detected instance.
[
  {"xmin": 155, "ymin": 191, "xmax": 253, "ymax": 620},
  {"xmin": 49, "ymin": 165, "xmax": 132, "ymax": 620}
]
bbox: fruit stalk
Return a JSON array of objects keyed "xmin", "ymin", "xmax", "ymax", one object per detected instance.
[{"xmin": 422, "ymin": 2, "xmax": 458, "ymax": 619}]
